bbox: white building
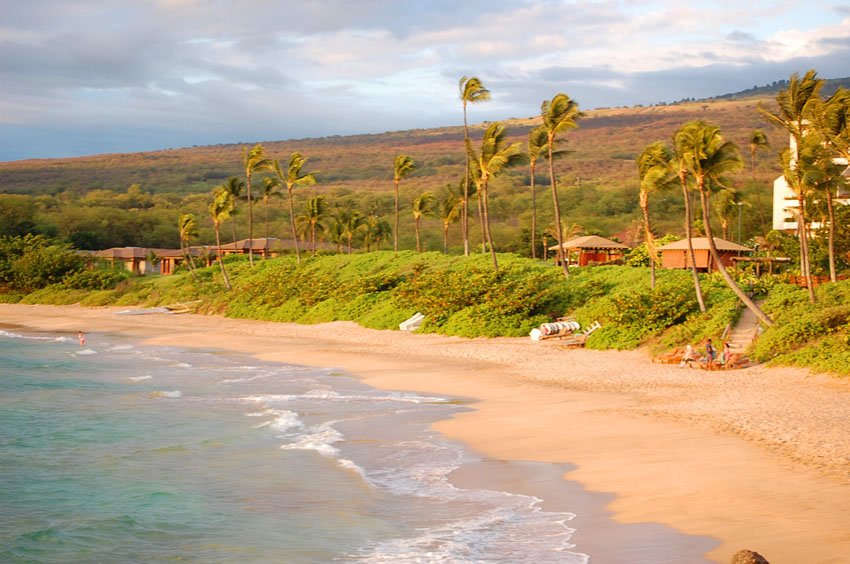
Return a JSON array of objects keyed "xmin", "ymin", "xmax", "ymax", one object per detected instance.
[{"xmin": 772, "ymin": 132, "xmax": 850, "ymax": 232}]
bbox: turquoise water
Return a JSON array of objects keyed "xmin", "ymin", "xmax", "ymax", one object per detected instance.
[{"xmin": 0, "ymin": 328, "xmax": 586, "ymax": 563}]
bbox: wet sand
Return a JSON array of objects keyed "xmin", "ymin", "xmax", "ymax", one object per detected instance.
[{"xmin": 3, "ymin": 303, "xmax": 850, "ymax": 563}]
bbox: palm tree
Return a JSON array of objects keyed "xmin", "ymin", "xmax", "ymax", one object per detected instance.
[
  {"xmin": 540, "ymin": 93, "xmax": 582, "ymax": 277},
  {"xmin": 672, "ymin": 123, "xmax": 707, "ymax": 313},
  {"xmin": 333, "ymin": 205, "xmax": 365, "ymax": 254},
  {"xmin": 301, "ymin": 196, "xmax": 328, "ymax": 254},
  {"xmin": 436, "ymin": 188, "xmax": 461, "ymax": 253},
  {"xmin": 392, "ymin": 154, "xmax": 415, "ymax": 251},
  {"xmin": 273, "ymin": 152, "xmax": 317, "ymax": 263},
  {"xmin": 178, "ymin": 213, "xmax": 199, "ymax": 280},
  {"xmin": 637, "ymin": 141, "xmax": 673, "ymax": 289},
  {"xmin": 411, "ymin": 191, "xmax": 435, "ymax": 253},
  {"xmin": 241, "ymin": 145, "xmax": 272, "ymax": 266},
  {"xmin": 713, "ymin": 188, "xmax": 742, "ymax": 241},
  {"xmin": 459, "ymin": 76, "xmax": 491, "ymax": 256},
  {"xmin": 362, "ymin": 215, "xmax": 392, "ymax": 252},
  {"xmin": 683, "ymin": 120, "xmax": 773, "ymax": 325},
  {"xmin": 260, "ymin": 176, "xmax": 281, "ymax": 240},
  {"xmin": 760, "ymin": 70, "xmax": 825, "ymax": 300},
  {"xmin": 209, "ymin": 187, "xmax": 235, "ymax": 290},
  {"xmin": 544, "ymin": 221, "xmax": 582, "ymax": 265},
  {"xmin": 748, "ymin": 129, "xmax": 771, "ymax": 232},
  {"xmin": 468, "ymin": 121, "xmax": 525, "ymax": 271},
  {"xmin": 223, "ymin": 176, "xmax": 245, "ymax": 252},
  {"xmin": 527, "ymin": 126, "xmax": 565, "ymax": 259}
]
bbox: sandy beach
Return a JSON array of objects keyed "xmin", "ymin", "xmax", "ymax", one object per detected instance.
[{"xmin": 3, "ymin": 303, "xmax": 849, "ymax": 563}]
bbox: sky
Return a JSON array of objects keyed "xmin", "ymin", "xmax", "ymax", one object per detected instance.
[{"xmin": 1, "ymin": 0, "xmax": 849, "ymax": 162}]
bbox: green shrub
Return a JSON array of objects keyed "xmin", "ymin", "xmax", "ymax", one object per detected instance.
[{"xmin": 64, "ymin": 268, "xmax": 129, "ymax": 290}]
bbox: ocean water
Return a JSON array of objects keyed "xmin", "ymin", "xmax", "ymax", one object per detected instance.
[{"xmin": 0, "ymin": 327, "xmax": 587, "ymax": 563}]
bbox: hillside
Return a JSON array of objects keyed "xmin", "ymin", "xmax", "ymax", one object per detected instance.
[
  {"xmin": 0, "ymin": 98, "xmax": 786, "ymax": 197},
  {"xmin": 0, "ymin": 96, "xmax": 796, "ymax": 252}
]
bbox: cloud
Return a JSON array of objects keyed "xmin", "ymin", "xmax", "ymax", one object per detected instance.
[{"xmin": 2, "ymin": 1, "xmax": 850, "ymax": 160}]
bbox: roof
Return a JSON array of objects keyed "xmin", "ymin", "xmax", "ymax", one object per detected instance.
[
  {"xmin": 94, "ymin": 247, "xmax": 150, "ymax": 259},
  {"xmin": 225, "ymin": 237, "xmax": 336, "ymax": 252},
  {"xmin": 658, "ymin": 237, "xmax": 752, "ymax": 252},
  {"xmin": 548, "ymin": 235, "xmax": 629, "ymax": 251}
]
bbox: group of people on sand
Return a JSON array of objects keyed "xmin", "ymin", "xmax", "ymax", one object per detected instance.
[{"xmin": 679, "ymin": 338, "xmax": 731, "ymax": 369}]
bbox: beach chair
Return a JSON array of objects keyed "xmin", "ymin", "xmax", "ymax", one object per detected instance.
[{"xmin": 560, "ymin": 321, "xmax": 601, "ymax": 348}]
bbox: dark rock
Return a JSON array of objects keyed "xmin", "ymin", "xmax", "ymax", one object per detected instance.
[{"xmin": 730, "ymin": 549, "xmax": 769, "ymax": 564}]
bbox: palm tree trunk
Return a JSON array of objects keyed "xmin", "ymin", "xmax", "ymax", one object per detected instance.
[
  {"xmin": 476, "ymin": 188, "xmax": 486, "ymax": 253},
  {"xmin": 699, "ymin": 188, "xmax": 773, "ymax": 325},
  {"xmin": 394, "ymin": 179, "xmax": 400, "ymax": 252},
  {"xmin": 415, "ymin": 218, "xmax": 421, "ymax": 252},
  {"xmin": 462, "ymin": 103, "xmax": 471, "ymax": 256},
  {"xmin": 482, "ymin": 182, "xmax": 499, "ymax": 271},
  {"xmin": 640, "ymin": 200, "xmax": 655, "ymax": 289},
  {"xmin": 287, "ymin": 187, "xmax": 301, "ymax": 263},
  {"xmin": 826, "ymin": 190, "xmax": 837, "ymax": 282},
  {"xmin": 681, "ymin": 175, "xmax": 706, "ymax": 312},
  {"xmin": 443, "ymin": 222, "xmax": 449, "ymax": 254},
  {"xmin": 264, "ymin": 198, "xmax": 269, "ymax": 240},
  {"xmin": 547, "ymin": 138, "xmax": 569, "ymax": 277},
  {"xmin": 214, "ymin": 223, "xmax": 232, "ymax": 291},
  {"xmin": 347, "ymin": 234, "xmax": 353, "ymax": 255},
  {"xmin": 530, "ymin": 161, "xmax": 537, "ymax": 259},
  {"xmin": 797, "ymin": 196, "xmax": 816, "ymax": 303},
  {"xmin": 179, "ymin": 238, "xmax": 198, "ymax": 281},
  {"xmin": 246, "ymin": 171, "xmax": 254, "ymax": 267},
  {"xmin": 231, "ymin": 220, "xmax": 238, "ymax": 252}
]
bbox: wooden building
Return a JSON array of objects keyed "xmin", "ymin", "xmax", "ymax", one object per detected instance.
[
  {"xmin": 549, "ymin": 235, "xmax": 629, "ymax": 267},
  {"xmin": 659, "ymin": 237, "xmax": 752, "ymax": 272}
]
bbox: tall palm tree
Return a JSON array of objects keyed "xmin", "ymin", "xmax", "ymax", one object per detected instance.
[
  {"xmin": 459, "ymin": 76, "xmax": 491, "ymax": 256},
  {"xmin": 672, "ymin": 123, "xmax": 707, "ymax": 313},
  {"xmin": 260, "ymin": 176, "xmax": 281, "ymax": 240},
  {"xmin": 748, "ymin": 129, "xmax": 771, "ymax": 232},
  {"xmin": 392, "ymin": 154, "xmax": 415, "ymax": 251},
  {"xmin": 540, "ymin": 93, "xmax": 582, "ymax": 277},
  {"xmin": 411, "ymin": 191, "xmax": 435, "ymax": 253},
  {"xmin": 468, "ymin": 121, "xmax": 525, "ymax": 271},
  {"xmin": 436, "ymin": 189, "xmax": 461, "ymax": 253},
  {"xmin": 273, "ymin": 152, "xmax": 317, "ymax": 263},
  {"xmin": 178, "ymin": 213, "xmax": 199, "ymax": 280},
  {"xmin": 683, "ymin": 120, "xmax": 773, "ymax": 325},
  {"xmin": 637, "ymin": 141, "xmax": 673, "ymax": 289},
  {"xmin": 209, "ymin": 187, "xmax": 235, "ymax": 290},
  {"xmin": 544, "ymin": 221, "xmax": 582, "ymax": 264},
  {"xmin": 241, "ymin": 145, "xmax": 272, "ymax": 266},
  {"xmin": 760, "ymin": 70, "xmax": 825, "ymax": 300},
  {"xmin": 527, "ymin": 126, "xmax": 567, "ymax": 259},
  {"xmin": 223, "ymin": 176, "xmax": 245, "ymax": 252}
]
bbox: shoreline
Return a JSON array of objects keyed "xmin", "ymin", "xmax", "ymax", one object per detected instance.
[{"xmin": 3, "ymin": 304, "xmax": 850, "ymax": 563}]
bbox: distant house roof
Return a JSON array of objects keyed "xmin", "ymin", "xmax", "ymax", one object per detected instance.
[
  {"xmin": 94, "ymin": 247, "xmax": 150, "ymax": 259},
  {"xmin": 225, "ymin": 237, "xmax": 336, "ymax": 252},
  {"xmin": 658, "ymin": 237, "xmax": 752, "ymax": 252},
  {"xmin": 548, "ymin": 235, "xmax": 629, "ymax": 251}
]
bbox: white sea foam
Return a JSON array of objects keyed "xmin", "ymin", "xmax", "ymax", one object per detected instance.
[
  {"xmin": 75, "ymin": 348, "xmax": 97, "ymax": 355},
  {"xmin": 279, "ymin": 421, "xmax": 343, "ymax": 457},
  {"xmin": 128, "ymin": 375, "xmax": 152, "ymax": 382},
  {"xmin": 1, "ymin": 329, "xmax": 55, "ymax": 341},
  {"xmin": 172, "ymin": 362, "xmax": 192, "ymax": 368},
  {"xmin": 54, "ymin": 336, "xmax": 74, "ymax": 343},
  {"xmin": 108, "ymin": 344, "xmax": 135, "ymax": 351},
  {"xmin": 149, "ymin": 390, "xmax": 182, "ymax": 399}
]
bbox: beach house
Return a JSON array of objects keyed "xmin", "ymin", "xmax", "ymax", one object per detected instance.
[
  {"xmin": 658, "ymin": 237, "xmax": 752, "ymax": 272},
  {"xmin": 548, "ymin": 235, "xmax": 629, "ymax": 267}
]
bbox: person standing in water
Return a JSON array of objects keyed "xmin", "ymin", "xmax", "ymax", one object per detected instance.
[{"xmin": 78, "ymin": 331, "xmax": 86, "ymax": 347}]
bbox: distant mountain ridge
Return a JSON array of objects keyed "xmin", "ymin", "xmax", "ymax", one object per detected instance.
[{"xmin": 709, "ymin": 76, "xmax": 850, "ymax": 101}]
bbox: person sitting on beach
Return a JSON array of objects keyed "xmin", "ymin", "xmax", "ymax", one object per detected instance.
[
  {"xmin": 679, "ymin": 343, "xmax": 696, "ymax": 367},
  {"xmin": 720, "ymin": 341, "xmax": 731, "ymax": 366},
  {"xmin": 705, "ymin": 338, "xmax": 716, "ymax": 368}
]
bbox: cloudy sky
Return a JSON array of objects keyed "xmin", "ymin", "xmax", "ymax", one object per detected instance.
[{"xmin": 1, "ymin": 0, "xmax": 849, "ymax": 162}]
